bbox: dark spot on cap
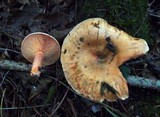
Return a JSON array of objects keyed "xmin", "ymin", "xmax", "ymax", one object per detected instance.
[
  {"xmin": 64, "ymin": 49, "xmax": 67, "ymax": 54},
  {"xmin": 79, "ymin": 37, "xmax": 84, "ymax": 42},
  {"xmin": 105, "ymin": 37, "xmax": 111, "ymax": 42},
  {"xmin": 77, "ymin": 47, "xmax": 80, "ymax": 49},
  {"xmin": 91, "ymin": 21, "xmax": 100, "ymax": 28},
  {"xmin": 134, "ymin": 38, "xmax": 140, "ymax": 40},
  {"xmin": 96, "ymin": 81, "xmax": 99, "ymax": 84}
]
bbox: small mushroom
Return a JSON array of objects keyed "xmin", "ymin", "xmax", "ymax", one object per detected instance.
[
  {"xmin": 61, "ymin": 18, "xmax": 149, "ymax": 102},
  {"xmin": 21, "ymin": 32, "xmax": 60, "ymax": 76}
]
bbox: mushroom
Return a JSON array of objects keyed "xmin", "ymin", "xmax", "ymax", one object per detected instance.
[
  {"xmin": 61, "ymin": 18, "xmax": 149, "ymax": 102},
  {"xmin": 21, "ymin": 32, "xmax": 60, "ymax": 77}
]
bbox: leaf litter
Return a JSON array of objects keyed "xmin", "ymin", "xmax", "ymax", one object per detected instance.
[{"xmin": 0, "ymin": 0, "xmax": 160, "ymax": 117}]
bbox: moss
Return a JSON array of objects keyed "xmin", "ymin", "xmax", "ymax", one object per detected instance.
[{"xmin": 81, "ymin": 0, "xmax": 151, "ymax": 44}]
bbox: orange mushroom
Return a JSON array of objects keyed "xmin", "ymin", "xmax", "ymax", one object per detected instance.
[
  {"xmin": 61, "ymin": 18, "xmax": 149, "ymax": 102},
  {"xmin": 21, "ymin": 32, "xmax": 60, "ymax": 77}
]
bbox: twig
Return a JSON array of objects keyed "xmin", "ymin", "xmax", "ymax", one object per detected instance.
[
  {"xmin": 148, "ymin": 0, "xmax": 155, "ymax": 7},
  {"xmin": 101, "ymin": 102, "xmax": 128, "ymax": 117},
  {"xmin": 33, "ymin": 107, "xmax": 42, "ymax": 116},
  {"xmin": 134, "ymin": 16, "xmax": 147, "ymax": 36},
  {"xmin": 67, "ymin": 98, "xmax": 77, "ymax": 117},
  {"xmin": 0, "ymin": 47, "xmax": 20, "ymax": 54},
  {"xmin": 45, "ymin": 75, "xmax": 75, "ymax": 93},
  {"xmin": 147, "ymin": 0, "xmax": 160, "ymax": 18},
  {"xmin": 0, "ymin": 70, "xmax": 10, "ymax": 86},
  {"xmin": 0, "ymin": 104, "xmax": 52, "ymax": 110},
  {"xmin": 49, "ymin": 89, "xmax": 69, "ymax": 117},
  {"xmin": 126, "ymin": 75, "xmax": 160, "ymax": 90},
  {"xmin": 0, "ymin": 60, "xmax": 31, "ymax": 72},
  {"xmin": 0, "ymin": 88, "xmax": 6, "ymax": 117},
  {"xmin": 148, "ymin": 12, "xmax": 160, "ymax": 18}
]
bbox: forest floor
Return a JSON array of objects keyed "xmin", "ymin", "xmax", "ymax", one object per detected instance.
[{"xmin": 0, "ymin": 0, "xmax": 160, "ymax": 117}]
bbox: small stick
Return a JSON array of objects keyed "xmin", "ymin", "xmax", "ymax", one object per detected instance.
[
  {"xmin": 49, "ymin": 89, "xmax": 69, "ymax": 117},
  {"xmin": 0, "ymin": 60, "xmax": 31, "ymax": 72},
  {"xmin": 126, "ymin": 75, "xmax": 160, "ymax": 90}
]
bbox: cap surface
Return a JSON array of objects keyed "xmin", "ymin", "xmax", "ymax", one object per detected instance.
[
  {"xmin": 61, "ymin": 18, "xmax": 149, "ymax": 102},
  {"xmin": 21, "ymin": 32, "xmax": 60, "ymax": 66}
]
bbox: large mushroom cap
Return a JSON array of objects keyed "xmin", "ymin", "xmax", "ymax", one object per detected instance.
[
  {"xmin": 21, "ymin": 32, "xmax": 60, "ymax": 66},
  {"xmin": 61, "ymin": 18, "xmax": 149, "ymax": 102}
]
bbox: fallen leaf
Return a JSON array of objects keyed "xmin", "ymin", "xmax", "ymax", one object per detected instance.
[
  {"xmin": 50, "ymin": 28, "xmax": 72, "ymax": 39},
  {"xmin": 7, "ymin": 3, "xmax": 43, "ymax": 28}
]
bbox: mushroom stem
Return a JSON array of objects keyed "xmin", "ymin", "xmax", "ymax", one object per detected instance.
[{"xmin": 31, "ymin": 51, "xmax": 44, "ymax": 76}]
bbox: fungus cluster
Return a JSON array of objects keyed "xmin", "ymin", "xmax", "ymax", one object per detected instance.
[
  {"xmin": 60, "ymin": 18, "xmax": 149, "ymax": 102},
  {"xmin": 21, "ymin": 32, "xmax": 60, "ymax": 77}
]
